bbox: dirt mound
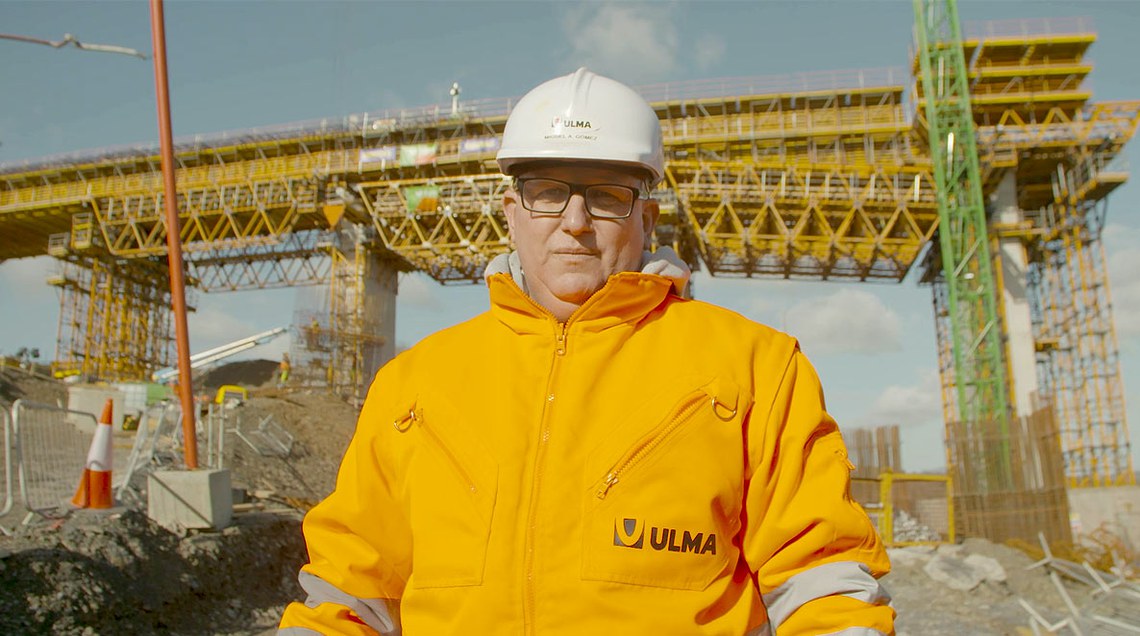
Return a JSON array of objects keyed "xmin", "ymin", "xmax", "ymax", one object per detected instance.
[
  {"xmin": 0, "ymin": 366, "xmax": 67, "ymax": 406},
  {"xmin": 224, "ymin": 392, "xmax": 358, "ymax": 503},
  {"xmin": 0, "ymin": 508, "xmax": 304, "ymax": 635},
  {"xmin": 197, "ymin": 359, "xmax": 281, "ymax": 391}
]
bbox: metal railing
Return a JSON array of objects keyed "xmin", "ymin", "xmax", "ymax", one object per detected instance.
[
  {"xmin": 1, "ymin": 67, "xmax": 910, "ymax": 176},
  {"xmin": 961, "ymin": 16, "xmax": 1095, "ymax": 40}
]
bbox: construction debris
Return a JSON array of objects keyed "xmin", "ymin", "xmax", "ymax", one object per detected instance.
[
  {"xmin": 893, "ymin": 509, "xmax": 944, "ymax": 543},
  {"xmin": 1019, "ymin": 532, "xmax": 1140, "ymax": 635}
]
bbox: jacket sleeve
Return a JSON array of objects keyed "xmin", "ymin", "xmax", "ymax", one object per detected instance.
[
  {"xmin": 278, "ymin": 374, "xmax": 411, "ymax": 635},
  {"xmin": 742, "ymin": 343, "xmax": 894, "ymax": 635}
]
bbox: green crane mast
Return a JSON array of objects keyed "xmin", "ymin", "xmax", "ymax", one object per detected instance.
[{"xmin": 913, "ymin": 0, "xmax": 1013, "ymax": 488}]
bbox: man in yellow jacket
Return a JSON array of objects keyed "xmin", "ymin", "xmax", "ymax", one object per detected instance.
[{"xmin": 279, "ymin": 68, "xmax": 893, "ymax": 635}]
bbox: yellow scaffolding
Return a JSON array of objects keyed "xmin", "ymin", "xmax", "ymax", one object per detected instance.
[
  {"xmin": 1028, "ymin": 154, "xmax": 1134, "ymax": 487},
  {"xmin": 47, "ymin": 255, "xmax": 175, "ymax": 382}
]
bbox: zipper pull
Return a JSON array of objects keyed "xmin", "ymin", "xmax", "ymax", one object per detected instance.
[
  {"xmin": 393, "ymin": 408, "xmax": 417, "ymax": 432},
  {"xmin": 596, "ymin": 472, "xmax": 619, "ymax": 499},
  {"xmin": 556, "ymin": 324, "xmax": 568, "ymax": 356}
]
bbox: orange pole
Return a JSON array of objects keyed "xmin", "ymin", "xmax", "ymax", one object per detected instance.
[{"xmin": 149, "ymin": 0, "xmax": 198, "ymax": 469}]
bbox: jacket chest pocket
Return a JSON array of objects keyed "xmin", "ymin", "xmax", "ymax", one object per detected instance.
[
  {"xmin": 392, "ymin": 397, "xmax": 498, "ymax": 589},
  {"xmin": 581, "ymin": 379, "xmax": 748, "ymax": 591}
]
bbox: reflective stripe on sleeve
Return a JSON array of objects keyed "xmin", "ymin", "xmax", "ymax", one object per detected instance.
[
  {"xmin": 297, "ymin": 570, "xmax": 401, "ymax": 634},
  {"xmin": 761, "ymin": 561, "xmax": 891, "ymax": 632}
]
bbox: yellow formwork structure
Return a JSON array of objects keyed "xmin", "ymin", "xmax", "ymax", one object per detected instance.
[
  {"xmin": 354, "ymin": 173, "xmax": 512, "ymax": 281},
  {"xmin": 0, "ymin": 18, "xmax": 1135, "ymax": 485},
  {"xmin": 659, "ymin": 81, "xmax": 939, "ymax": 280}
]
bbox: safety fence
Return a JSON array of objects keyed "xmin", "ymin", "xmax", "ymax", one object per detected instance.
[
  {"xmin": 1, "ymin": 396, "xmax": 298, "ymax": 530},
  {"xmin": 116, "ymin": 400, "xmax": 293, "ymax": 495},
  {"xmin": 1, "ymin": 406, "xmax": 12, "ymax": 523},
  {"xmin": 117, "ymin": 401, "xmax": 185, "ymax": 503},
  {"xmin": 7, "ymin": 399, "xmax": 97, "ymax": 517}
]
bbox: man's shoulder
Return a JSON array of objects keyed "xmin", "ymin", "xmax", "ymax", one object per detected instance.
[
  {"xmin": 381, "ymin": 312, "xmax": 496, "ymax": 371},
  {"xmin": 662, "ymin": 297, "xmax": 792, "ymax": 344}
]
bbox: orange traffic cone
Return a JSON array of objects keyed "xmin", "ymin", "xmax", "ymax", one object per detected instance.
[{"xmin": 72, "ymin": 398, "xmax": 114, "ymax": 509}]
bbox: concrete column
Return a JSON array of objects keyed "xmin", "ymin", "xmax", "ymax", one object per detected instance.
[
  {"xmin": 361, "ymin": 251, "xmax": 397, "ymax": 382},
  {"xmin": 995, "ymin": 171, "xmax": 1038, "ymax": 418}
]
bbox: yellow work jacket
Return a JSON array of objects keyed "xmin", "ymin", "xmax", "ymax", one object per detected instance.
[{"xmin": 279, "ymin": 272, "xmax": 893, "ymax": 635}]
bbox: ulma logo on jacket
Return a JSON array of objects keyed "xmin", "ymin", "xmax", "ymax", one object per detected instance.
[{"xmin": 613, "ymin": 518, "xmax": 717, "ymax": 555}]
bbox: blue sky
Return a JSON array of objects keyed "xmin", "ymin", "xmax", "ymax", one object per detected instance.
[{"xmin": 2, "ymin": 1, "xmax": 1138, "ymax": 473}]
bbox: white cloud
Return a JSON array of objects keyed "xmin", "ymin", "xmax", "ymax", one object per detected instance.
[
  {"xmin": 693, "ymin": 33, "xmax": 726, "ymax": 71},
  {"xmin": 0, "ymin": 257, "xmax": 59, "ymax": 357},
  {"xmin": 859, "ymin": 369, "xmax": 943, "ymax": 429},
  {"xmin": 848, "ymin": 369, "xmax": 946, "ymax": 471},
  {"xmin": 189, "ymin": 304, "xmax": 260, "ymax": 351},
  {"xmin": 398, "ymin": 272, "xmax": 444, "ymax": 311},
  {"xmin": 784, "ymin": 288, "xmax": 902, "ymax": 355},
  {"xmin": 0, "ymin": 256, "xmax": 55, "ymax": 294},
  {"xmin": 560, "ymin": 3, "xmax": 679, "ymax": 83}
]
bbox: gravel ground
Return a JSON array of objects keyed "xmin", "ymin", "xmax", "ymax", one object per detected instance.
[{"xmin": 2, "ymin": 363, "xmax": 1135, "ymax": 634}]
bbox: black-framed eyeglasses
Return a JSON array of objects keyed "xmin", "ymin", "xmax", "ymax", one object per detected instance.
[{"xmin": 514, "ymin": 177, "xmax": 647, "ymax": 219}]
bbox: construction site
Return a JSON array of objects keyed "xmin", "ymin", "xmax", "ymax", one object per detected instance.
[{"xmin": 2, "ymin": 1, "xmax": 1140, "ymax": 633}]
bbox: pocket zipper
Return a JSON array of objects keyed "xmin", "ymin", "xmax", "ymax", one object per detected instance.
[
  {"xmin": 596, "ymin": 390, "xmax": 711, "ymax": 500},
  {"xmin": 394, "ymin": 408, "xmax": 478, "ymax": 494}
]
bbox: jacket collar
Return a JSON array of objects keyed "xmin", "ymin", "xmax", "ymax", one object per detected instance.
[{"xmin": 487, "ymin": 271, "xmax": 675, "ymax": 335}]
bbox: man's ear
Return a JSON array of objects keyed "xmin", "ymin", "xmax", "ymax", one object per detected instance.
[
  {"xmin": 503, "ymin": 188, "xmax": 519, "ymax": 240},
  {"xmin": 641, "ymin": 198, "xmax": 660, "ymax": 243}
]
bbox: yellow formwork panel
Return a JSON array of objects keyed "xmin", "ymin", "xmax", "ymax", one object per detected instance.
[
  {"xmin": 667, "ymin": 160, "xmax": 938, "ymax": 279},
  {"xmin": 1, "ymin": 149, "xmax": 355, "ymax": 257},
  {"xmin": 354, "ymin": 173, "xmax": 512, "ymax": 281}
]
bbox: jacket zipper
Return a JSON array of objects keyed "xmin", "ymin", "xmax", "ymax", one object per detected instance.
[
  {"xmin": 523, "ymin": 319, "xmax": 569, "ymax": 636},
  {"xmin": 596, "ymin": 390, "xmax": 709, "ymax": 500},
  {"xmin": 393, "ymin": 409, "xmax": 477, "ymax": 494}
]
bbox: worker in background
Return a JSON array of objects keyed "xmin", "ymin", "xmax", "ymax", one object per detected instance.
[
  {"xmin": 278, "ymin": 68, "xmax": 892, "ymax": 635},
  {"xmin": 277, "ymin": 353, "xmax": 291, "ymax": 388}
]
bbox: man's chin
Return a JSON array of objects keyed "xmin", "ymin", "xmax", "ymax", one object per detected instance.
[{"xmin": 548, "ymin": 278, "xmax": 605, "ymax": 305}]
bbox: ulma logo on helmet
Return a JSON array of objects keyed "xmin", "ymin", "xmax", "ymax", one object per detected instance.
[{"xmin": 547, "ymin": 116, "xmax": 597, "ymax": 141}]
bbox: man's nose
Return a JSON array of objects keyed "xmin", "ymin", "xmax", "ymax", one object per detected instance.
[{"xmin": 559, "ymin": 194, "xmax": 593, "ymax": 234}]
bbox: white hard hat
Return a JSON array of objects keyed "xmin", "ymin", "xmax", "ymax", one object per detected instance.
[{"xmin": 497, "ymin": 67, "xmax": 664, "ymax": 186}]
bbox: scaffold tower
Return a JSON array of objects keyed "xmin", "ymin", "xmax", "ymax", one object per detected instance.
[
  {"xmin": 1030, "ymin": 155, "xmax": 1135, "ymax": 486},
  {"xmin": 914, "ymin": 0, "xmax": 1014, "ymax": 489}
]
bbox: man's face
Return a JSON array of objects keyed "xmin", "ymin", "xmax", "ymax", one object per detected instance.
[{"xmin": 503, "ymin": 163, "xmax": 659, "ymax": 317}]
